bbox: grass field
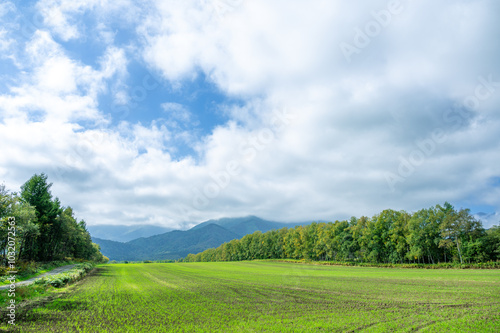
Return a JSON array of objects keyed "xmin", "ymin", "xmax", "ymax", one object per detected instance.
[{"xmin": 3, "ymin": 261, "xmax": 500, "ymax": 332}]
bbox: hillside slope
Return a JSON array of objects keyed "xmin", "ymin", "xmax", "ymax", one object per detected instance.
[
  {"xmin": 129, "ymin": 224, "xmax": 240, "ymax": 260},
  {"xmin": 190, "ymin": 216, "xmax": 310, "ymax": 237},
  {"xmin": 92, "ymin": 237, "xmax": 142, "ymax": 261},
  {"xmin": 93, "ymin": 224, "xmax": 240, "ymax": 261},
  {"xmin": 92, "ymin": 216, "xmax": 312, "ymax": 261}
]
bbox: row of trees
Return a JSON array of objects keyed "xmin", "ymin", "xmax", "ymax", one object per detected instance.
[
  {"xmin": 1, "ymin": 173, "xmax": 105, "ymax": 265},
  {"xmin": 185, "ymin": 203, "xmax": 500, "ymax": 264}
]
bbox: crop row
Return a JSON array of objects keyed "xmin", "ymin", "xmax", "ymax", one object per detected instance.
[{"xmin": 4, "ymin": 262, "xmax": 500, "ymax": 332}]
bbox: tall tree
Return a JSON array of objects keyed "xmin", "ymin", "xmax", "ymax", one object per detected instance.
[
  {"xmin": 485, "ymin": 225, "xmax": 500, "ymax": 261},
  {"xmin": 20, "ymin": 173, "xmax": 62, "ymax": 261},
  {"xmin": 439, "ymin": 203, "xmax": 484, "ymax": 264},
  {"xmin": 0, "ymin": 187, "xmax": 39, "ymax": 264},
  {"xmin": 186, "ymin": 203, "xmax": 495, "ymax": 265}
]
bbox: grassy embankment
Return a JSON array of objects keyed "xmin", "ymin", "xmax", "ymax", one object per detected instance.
[
  {"xmin": 0, "ymin": 263, "xmax": 94, "ymax": 312},
  {"xmin": 0, "ymin": 261, "xmax": 78, "ymax": 286},
  {"xmin": 3, "ymin": 261, "xmax": 500, "ymax": 332}
]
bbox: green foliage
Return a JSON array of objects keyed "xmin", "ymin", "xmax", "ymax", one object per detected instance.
[
  {"xmin": 0, "ymin": 261, "xmax": 72, "ymax": 284},
  {"xmin": 20, "ymin": 173, "xmax": 62, "ymax": 261},
  {"xmin": 186, "ymin": 203, "xmax": 500, "ymax": 265},
  {"xmin": 0, "ymin": 262, "xmax": 95, "ymax": 313},
  {"xmin": 94, "ymin": 218, "xmax": 312, "ymax": 262},
  {"xmin": 33, "ymin": 263, "xmax": 94, "ymax": 288},
  {"xmin": 486, "ymin": 225, "xmax": 500, "ymax": 256},
  {"xmin": 0, "ymin": 184, "xmax": 39, "ymax": 265},
  {"xmin": 1, "ymin": 174, "xmax": 105, "ymax": 265}
]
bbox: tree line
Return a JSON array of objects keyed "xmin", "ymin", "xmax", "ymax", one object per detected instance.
[
  {"xmin": 185, "ymin": 203, "xmax": 500, "ymax": 264},
  {"xmin": 1, "ymin": 173, "xmax": 106, "ymax": 265}
]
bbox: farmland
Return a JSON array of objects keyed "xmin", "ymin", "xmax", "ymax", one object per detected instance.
[{"xmin": 4, "ymin": 261, "xmax": 500, "ymax": 332}]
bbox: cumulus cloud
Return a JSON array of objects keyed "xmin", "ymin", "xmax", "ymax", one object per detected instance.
[
  {"xmin": 135, "ymin": 0, "xmax": 500, "ymax": 222},
  {"xmin": 35, "ymin": 0, "xmax": 142, "ymax": 41},
  {"xmin": 1, "ymin": 0, "xmax": 499, "ymax": 228},
  {"xmin": 1, "ymin": 31, "xmax": 126, "ymax": 124},
  {"xmin": 162, "ymin": 102, "xmax": 193, "ymax": 124}
]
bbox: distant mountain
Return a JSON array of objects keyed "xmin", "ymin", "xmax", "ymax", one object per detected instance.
[
  {"xmin": 92, "ymin": 216, "xmax": 312, "ymax": 261},
  {"xmin": 92, "ymin": 237, "xmax": 142, "ymax": 261},
  {"xmin": 190, "ymin": 216, "xmax": 311, "ymax": 237},
  {"xmin": 129, "ymin": 223, "xmax": 240, "ymax": 259},
  {"xmin": 93, "ymin": 223, "xmax": 240, "ymax": 261},
  {"xmin": 87, "ymin": 224, "xmax": 172, "ymax": 242}
]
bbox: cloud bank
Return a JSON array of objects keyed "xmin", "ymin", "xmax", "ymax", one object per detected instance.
[{"xmin": 0, "ymin": 0, "xmax": 499, "ymax": 228}]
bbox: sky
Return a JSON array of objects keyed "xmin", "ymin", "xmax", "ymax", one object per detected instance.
[{"xmin": 0, "ymin": 0, "xmax": 499, "ymax": 229}]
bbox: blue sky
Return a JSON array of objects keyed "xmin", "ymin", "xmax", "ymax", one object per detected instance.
[{"xmin": 0, "ymin": 0, "xmax": 499, "ymax": 228}]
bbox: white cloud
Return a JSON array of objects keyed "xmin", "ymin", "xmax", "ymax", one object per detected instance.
[
  {"xmin": 1, "ymin": 0, "xmax": 499, "ymax": 228},
  {"xmin": 36, "ymin": 0, "xmax": 143, "ymax": 42},
  {"xmin": 35, "ymin": 0, "xmax": 88, "ymax": 41},
  {"xmin": 161, "ymin": 102, "xmax": 192, "ymax": 124},
  {"xmin": 0, "ymin": 1, "xmax": 16, "ymax": 40},
  {"xmin": 0, "ymin": 2, "xmax": 14, "ymax": 16},
  {"xmin": 134, "ymin": 0, "xmax": 500, "ymax": 222},
  {"xmin": 0, "ymin": 31, "xmax": 128, "ymax": 124}
]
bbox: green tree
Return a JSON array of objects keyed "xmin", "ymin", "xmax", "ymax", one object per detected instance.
[
  {"xmin": 439, "ymin": 203, "xmax": 484, "ymax": 264},
  {"xmin": 20, "ymin": 173, "xmax": 62, "ymax": 261},
  {"xmin": 0, "ymin": 187, "xmax": 39, "ymax": 264},
  {"xmin": 485, "ymin": 225, "xmax": 500, "ymax": 260},
  {"xmin": 407, "ymin": 207, "xmax": 443, "ymax": 264},
  {"xmin": 350, "ymin": 216, "xmax": 369, "ymax": 261},
  {"xmin": 4, "ymin": 174, "xmax": 106, "ymax": 263}
]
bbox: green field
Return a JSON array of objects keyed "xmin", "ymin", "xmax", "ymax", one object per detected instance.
[{"xmin": 4, "ymin": 261, "xmax": 500, "ymax": 332}]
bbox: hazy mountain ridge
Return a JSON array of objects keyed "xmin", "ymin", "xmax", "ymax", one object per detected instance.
[
  {"xmin": 190, "ymin": 216, "xmax": 311, "ymax": 237},
  {"xmin": 91, "ymin": 216, "xmax": 311, "ymax": 261},
  {"xmin": 92, "ymin": 237, "xmax": 142, "ymax": 261},
  {"xmin": 87, "ymin": 224, "xmax": 172, "ymax": 242},
  {"xmin": 130, "ymin": 224, "xmax": 240, "ymax": 259},
  {"xmin": 92, "ymin": 223, "xmax": 240, "ymax": 261}
]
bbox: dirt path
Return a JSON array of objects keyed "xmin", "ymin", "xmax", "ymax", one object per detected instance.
[{"xmin": 0, "ymin": 264, "xmax": 77, "ymax": 290}]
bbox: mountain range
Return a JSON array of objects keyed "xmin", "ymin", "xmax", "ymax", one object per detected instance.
[
  {"xmin": 91, "ymin": 216, "xmax": 310, "ymax": 261},
  {"xmin": 87, "ymin": 224, "xmax": 173, "ymax": 242}
]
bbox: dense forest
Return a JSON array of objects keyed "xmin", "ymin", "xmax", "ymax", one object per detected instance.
[
  {"xmin": 0, "ymin": 173, "xmax": 105, "ymax": 265},
  {"xmin": 185, "ymin": 203, "xmax": 500, "ymax": 264}
]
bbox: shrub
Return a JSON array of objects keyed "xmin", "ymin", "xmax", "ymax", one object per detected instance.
[
  {"xmin": 34, "ymin": 277, "xmax": 48, "ymax": 285},
  {"xmin": 49, "ymin": 278, "xmax": 64, "ymax": 288},
  {"xmin": 33, "ymin": 263, "xmax": 95, "ymax": 288}
]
